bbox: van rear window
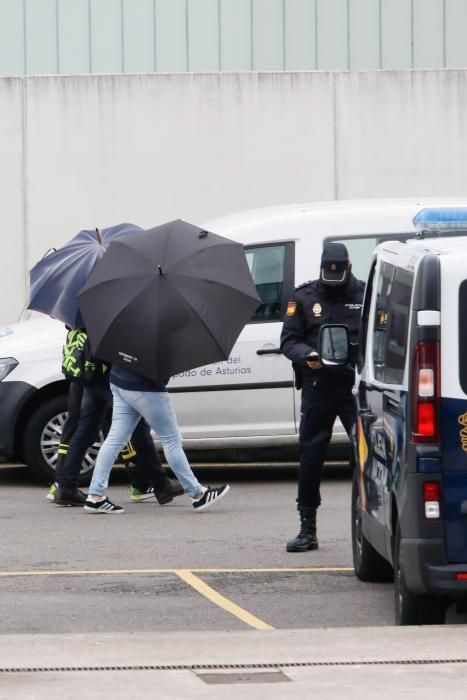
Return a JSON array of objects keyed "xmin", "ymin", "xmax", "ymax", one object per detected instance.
[
  {"xmin": 460, "ymin": 281, "xmax": 467, "ymax": 394},
  {"xmin": 326, "ymin": 233, "xmax": 413, "ymax": 282}
]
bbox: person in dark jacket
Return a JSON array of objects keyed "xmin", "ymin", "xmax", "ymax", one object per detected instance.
[
  {"xmin": 280, "ymin": 242, "xmax": 365, "ymax": 552},
  {"xmin": 51, "ymin": 328, "xmax": 183, "ymax": 507}
]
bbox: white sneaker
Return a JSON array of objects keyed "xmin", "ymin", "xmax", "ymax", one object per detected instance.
[
  {"xmin": 84, "ymin": 497, "xmax": 124, "ymax": 514},
  {"xmin": 192, "ymin": 485, "xmax": 230, "ymax": 512}
]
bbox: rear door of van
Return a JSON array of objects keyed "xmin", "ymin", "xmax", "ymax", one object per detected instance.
[
  {"xmin": 355, "ymin": 257, "xmax": 413, "ymax": 559},
  {"xmin": 169, "ymin": 241, "xmax": 297, "ymax": 440},
  {"xmin": 440, "ymin": 260, "xmax": 467, "ymax": 563}
]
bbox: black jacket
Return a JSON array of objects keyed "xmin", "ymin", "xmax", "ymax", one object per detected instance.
[{"xmin": 280, "ymin": 274, "xmax": 365, "ymax": 384}]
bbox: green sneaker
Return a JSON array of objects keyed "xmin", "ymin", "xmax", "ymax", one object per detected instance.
[
  {"xmin": 46, "ymin": 482, "xmax": 58, "ymax": 503},
  {"xmin": 129, "ymin": 486, "xmax": 154, "ymax": 502}
]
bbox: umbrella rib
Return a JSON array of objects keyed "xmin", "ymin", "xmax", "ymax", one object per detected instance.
[
  {"xmin": 169, "ymin": 271, "xmax": 259, "ymax": 299},
  {"xmin": 106, "ymin": 238, "xmax": 155, "ymax": 273},
  {"xmin": 167, "ymin": 241, "xmax": 239, "ymax": 274},
  {"xmin": 167, "ymin": 281, "xmax": 232, "ymax": 358},
  {"xmin": 79, "ymin": 276, "xmax": 154, "ymax": 348}
]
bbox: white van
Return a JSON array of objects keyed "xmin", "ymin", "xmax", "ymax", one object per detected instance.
[{"xmin": 2, "ymin": 198, "xmax": 467, "ymax": 481}]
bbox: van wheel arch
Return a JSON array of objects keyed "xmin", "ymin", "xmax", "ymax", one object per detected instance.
[
  {"xmin": 18, "ymin": 385, "xmax": 99, "ymax": 485},
  {"xmin": 15, "ymin": 382, "xmax": 69, "ymax": 463}
]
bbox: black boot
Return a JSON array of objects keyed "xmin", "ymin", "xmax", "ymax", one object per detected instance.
[{"xmin": 286, "ymin": 507, "xmax": 319, "ymax": 552}]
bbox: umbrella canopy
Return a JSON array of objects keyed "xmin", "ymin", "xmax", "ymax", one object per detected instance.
[
  {"xmin": 28, "ymin": 223, "xmax": 143, "ymax": 328},
  {"xmin": 77, "ymin": 219, "xmax": 261, "ymax": 380}
]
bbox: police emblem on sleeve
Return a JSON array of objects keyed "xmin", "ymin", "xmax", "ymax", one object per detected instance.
[
  {"xmin": 458, "ymin": 413, "xmax": 467, "ymax": 452},
  {"xmin": 312, "ymin": 303, "xmax": 322, "ymax": 317},
  {"xmin": 286, "ymin": 301, "xmax": 297, "ymax": 316}
]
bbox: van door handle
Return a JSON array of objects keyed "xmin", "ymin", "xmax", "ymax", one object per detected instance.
[
  {"xmin": 384, "ymin": 395, "xmax": 401, "ymax": 416},
  {"xmin": 359, "ymin": 408, "xmax": 377, "ymax": 425},
  {"xmin": 256, "ymin": 348, "xmax": 282, "ymax": 355}
]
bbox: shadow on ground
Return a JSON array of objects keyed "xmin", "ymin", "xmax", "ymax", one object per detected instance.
[{"xmin": 0, "ymin": 461, "xmax": 351, "ymax": 487}]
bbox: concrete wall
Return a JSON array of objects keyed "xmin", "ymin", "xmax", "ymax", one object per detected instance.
[{"xmin": 2, "ymin": 69, "xmax": 467, "ymax": 325}]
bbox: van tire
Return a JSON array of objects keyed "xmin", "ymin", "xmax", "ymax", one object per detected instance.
[
  {"xmin": 394, "ymin": 523, "xmax": 446, "ymax": 625},
  {"xmin": 351, "ymin": 469, "xmax": 394, "ymax": 582},
  {"xmin": 21, "ymin": 395, "xmax": 98, "ymax": 485}
]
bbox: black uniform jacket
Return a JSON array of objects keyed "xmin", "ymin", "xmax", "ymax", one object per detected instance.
[{"xmin": 280, "ymin": 274, "xmax": 365, "ymax": 384}]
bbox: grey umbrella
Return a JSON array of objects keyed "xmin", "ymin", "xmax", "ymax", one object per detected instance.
[{"xmin": 77, "ymin": 219, "xmax": 260, "ymax": 380}]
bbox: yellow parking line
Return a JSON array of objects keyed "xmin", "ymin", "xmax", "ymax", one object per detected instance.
[
  {"xmin": 194, "ymin": 567, "xmax": 354, "ymax": 573},
  {"xmin": 174, "ymin": 569, "xmax": 274, "ymax": 631},
  {"xmin": 0, "ymin": 566, "xmax": 353, "ymax": 578}
]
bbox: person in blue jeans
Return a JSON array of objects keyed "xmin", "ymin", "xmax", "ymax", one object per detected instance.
[{"xmin": 84, "ymin": 363, "xmax": 230, "ymax": 514}]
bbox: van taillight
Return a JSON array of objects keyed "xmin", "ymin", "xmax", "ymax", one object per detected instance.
[
  {"xmin": 423, "ymin": 482, "xmax": 440, "ymax": 519},
  {"xmin": 411, "ymin": 341, "xmax": 440, "ymax": 443}
]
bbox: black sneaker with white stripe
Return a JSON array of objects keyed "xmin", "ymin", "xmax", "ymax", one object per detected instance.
[
  {"xmin": 84, "ymin": 497, "xmax": 124, "ymax": 514},
  {"xmin": 192, "ymin": 485, "xmax": 230, "ymax": 512}
]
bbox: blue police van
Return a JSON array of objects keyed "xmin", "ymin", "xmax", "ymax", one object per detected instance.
[{"xmin": 319, "ymin": 208, "xmax": 467, "ymax": 625}]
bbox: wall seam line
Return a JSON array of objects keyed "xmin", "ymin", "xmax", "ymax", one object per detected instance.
[
  {"xmin": 333, "ymin": 72, "xmax": 339, "ymax": 201},
  {"xmin": 283, "ymin": 0, "xmax": 286, "ymax": 70},
  {"xmin": 315, "ymin": 0, "xmax": 319, "ymax": 69},
  {"xmin": 443, "ymin": 0, "xmax": 447, "ymax": 68},
  {"xmin": 218, "ymin": 0, "xmax": 222, "ymax": 71},
  {"xmin": 88, "ymin": 0, "xmax": 92, "ymax": 72},
  {"xmin": 56, "ymin": 0, "xmax": 60, "ymax": 73},
  {"xmin": 153, "ymin": 0, "xmax": 157, "ymax": 71},
  {"xmin": 185, "ymin": 0, "xmax": 189, "ymax": 71},
  {"xmin": 250, "ymin": 0, "xmax": 254, "ymax": 70},
  {"xmin": 21, "ymin": 77, "xmax": 29, "ymax": 314},
  {"xmin": 22, "ymin": 0, "xmax": 27, "ymax": 74},
  {"xmin": 379, "ymin": 0, "xmax": 383, "ymax": 69},
  {"xmin": 121, "ymin": 0, "xmax": 125, "ymax": 73},
  {"xmin": 347, "ymin": 0, "xmax": 350, "ymax": 69}
]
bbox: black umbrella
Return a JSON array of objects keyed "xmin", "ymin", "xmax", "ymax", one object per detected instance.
[
  {"xmin": 28, "ymin": 223, "xmax": 143, "ymax": 328},
  {"xmin": 77, "ymin": 219, "xmax": 261, "ymax": 380}
]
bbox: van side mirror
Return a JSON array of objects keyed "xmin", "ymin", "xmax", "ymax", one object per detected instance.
[{"xmin": 319, "ymin": 325, "xmax": 350, "ymax": 366}]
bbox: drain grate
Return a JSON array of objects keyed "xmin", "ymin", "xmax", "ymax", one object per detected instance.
[
  {"xmin": 197, "ymin": 671, "xmax": 291, "ymax": 684},
  {"xmin": 1, "ymin": 658, "xmax": 467, "ymax": 673}
]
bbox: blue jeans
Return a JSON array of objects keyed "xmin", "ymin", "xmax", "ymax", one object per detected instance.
[{"xmin": 89, "ymin": 385, "xmax": 203, "ymax": 498}]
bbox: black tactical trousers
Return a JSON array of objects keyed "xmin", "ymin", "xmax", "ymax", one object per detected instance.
[{"xmin": 297, "ymin": 377, "xmax": 355, "ymax": 510}]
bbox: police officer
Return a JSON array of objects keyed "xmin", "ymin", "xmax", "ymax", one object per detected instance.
[{"xmin": 280, "ymin": 242, "xmax": 365, "ymax": 552}]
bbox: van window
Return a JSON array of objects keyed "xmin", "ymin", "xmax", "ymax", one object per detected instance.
[
  {"xmin": 372, "ymin": 262, "xmax": 394, "ymax": 381},
  {"xmin": 245, "ymin": 243, "xmax": 294, "ymax": 323},
  {"xmin": 384, "ymin": 268, "xmax": 413, "ymax": 384},
  {"xmin": 357, "ymin": 260, "xmax": 376, "ymax": 372},
  {"xmin": 460, "ymin": 280, "xmax": 467, "ymax": 394},
  {"xmin": 326, "ymin": 234, "xmax": 412, "ymax": 282},
  {"xmin": 371, "ymin": 262, "xmax": 413, "ymax": 385}
]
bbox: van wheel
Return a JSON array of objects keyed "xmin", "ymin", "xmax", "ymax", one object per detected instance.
[
  {"xmin": 394, "ymin": 523, "xmax": 446, "ymax": 625},
  {"xmin": 21, "ymin": 396, "xmax": 102, "ymax": 485},
  {"xmin": 351, "ymin": 469, "xmax": 394, "ymax": 582}
]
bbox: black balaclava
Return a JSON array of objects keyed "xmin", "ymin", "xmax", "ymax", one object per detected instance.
[{"xmin": 319, "ymin": 242, "xmax": 351, "ymax": 294}]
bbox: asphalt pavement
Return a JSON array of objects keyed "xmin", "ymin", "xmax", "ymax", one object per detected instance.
[{"xmin": 1, "ymin": 462, "xmax": 466, "ymax": 698}]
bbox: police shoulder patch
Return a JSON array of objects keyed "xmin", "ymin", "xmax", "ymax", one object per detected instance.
[{"xmin": 286, "ymin": 301, "xmax": 297, "ymax": 316}]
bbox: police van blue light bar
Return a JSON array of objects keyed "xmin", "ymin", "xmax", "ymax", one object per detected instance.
[{"xmin": 414, "ymin": 208, "xmax": 467, "ymax": 231}]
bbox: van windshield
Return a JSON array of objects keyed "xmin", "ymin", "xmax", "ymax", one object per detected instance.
[{"xmin": 325, "ymin": 234, "xmax": 413, "ymax": 282}]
